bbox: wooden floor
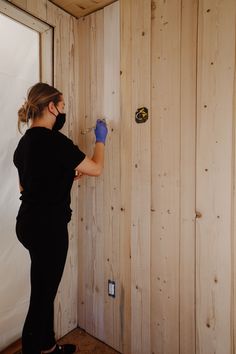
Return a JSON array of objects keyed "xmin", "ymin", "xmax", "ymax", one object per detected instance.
[{"xmin": 1, "ymin": 328, "xmax": 120, "ymax": 354}]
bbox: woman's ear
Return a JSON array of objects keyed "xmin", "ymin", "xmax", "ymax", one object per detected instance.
[
  {"xmin": 48, "ymin": 101, "xmax": 55, "ymax": 114},
  {"xmin": 48, "ymin": 101, "xmax": 57, "ymax": 116}
]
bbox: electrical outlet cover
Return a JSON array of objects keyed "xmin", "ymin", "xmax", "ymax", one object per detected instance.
[{"xmin": 108, "ymin": 280, "xmax": 115, "ymax": 297}]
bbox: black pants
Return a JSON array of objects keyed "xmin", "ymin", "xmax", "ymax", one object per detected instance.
[{"xmin": 16, "ymin": 208, "xmax": 69, "ymax": 353}]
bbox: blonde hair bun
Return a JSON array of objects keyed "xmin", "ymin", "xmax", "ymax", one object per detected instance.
[{"xmin": 17, "ymin": 82, "xmax": 62, "ymax": 133}]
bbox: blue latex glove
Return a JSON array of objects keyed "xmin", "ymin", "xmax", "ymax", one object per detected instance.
[{"xmin": 95, "ymin": 119, "xmax": 108, "ymax": 144}]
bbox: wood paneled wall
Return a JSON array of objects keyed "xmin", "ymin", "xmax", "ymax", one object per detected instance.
[
  {"xmin": 77, "ymin": 0, "xmax": 236, "ymax": 353},
  {"xmin": 3, "ymin": 0, "xmax": 236, "ymax": 353}
]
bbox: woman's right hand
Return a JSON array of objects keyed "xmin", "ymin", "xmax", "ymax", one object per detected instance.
[
  {"xmin": 75, "ymin": 119, "xmax": 107, "ymax": 178},
  {"xmin": 95, "ymin": 119, "xmax": 108, "ymax": 144}
]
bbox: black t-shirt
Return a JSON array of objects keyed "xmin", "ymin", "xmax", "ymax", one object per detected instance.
[{"xmin": 13, "ymin": 127, "xmax": 86, "ymax": 221}]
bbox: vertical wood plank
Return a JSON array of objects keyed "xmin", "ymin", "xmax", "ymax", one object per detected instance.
[
  {"xmin": 131, "ymin": 0, "xmax": 151, "ymax": 353},
  {"xmin": 77, "ymin": 13, "xmax": 91, "ymax": 331},
  {"xmin": 78, "ymin": 13, "xmax": 96, "ymax": 337},
  {"xmin": 151, "ymin": 0, "xmax": 181, "ymax": 353},
  {"xmin": 120, "ymin": 0, "xmax": 132, "ymax": 352},
  {"xmin": 196, "ymin": 0, "xmax": 236, "ymax": 353},
  {"xmin": 88, "ymin": 8, "xmax": 105, "ymax": 341},
  {"xmin": 103, "ymin": 2, "xmax": 121, "ymax": 351},
  {"xmin": 66, "ymin": 12, "xmax": 82, "ymax": 338},
  {"xmin": 40, "ymin": 28, "xmax": 53, "ymax": 84},
  {"xmin": 180, "ymin": 0, "xmax": 198, "ymax": 353}
]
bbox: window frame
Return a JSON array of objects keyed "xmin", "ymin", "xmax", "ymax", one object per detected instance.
[{"xmin": 0, "ymin": 0, "xmax": 53, "ymax": 84}]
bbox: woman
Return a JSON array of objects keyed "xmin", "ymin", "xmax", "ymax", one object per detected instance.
[{"xmin": 13, "ymin": 82, "xmax": 108, "ymax": 354}]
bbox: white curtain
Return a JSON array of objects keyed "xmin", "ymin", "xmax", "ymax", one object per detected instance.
[{"xmin": 0, "ymin": 13, "xmax": 39, "ymax": 350}]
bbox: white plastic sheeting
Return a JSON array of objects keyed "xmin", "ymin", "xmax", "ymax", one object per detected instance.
[{"xmin": 0, "ymin": 13, "xmax": 39, "ymax": 350}]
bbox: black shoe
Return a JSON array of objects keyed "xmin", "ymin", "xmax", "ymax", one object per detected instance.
[{"xmin": 54, "ymin": 344, "xmax": 77, "ymax": 353}]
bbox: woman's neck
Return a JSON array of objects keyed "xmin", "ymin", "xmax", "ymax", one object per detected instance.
[{"xmin": 30, "ymin": 114, "xmax": 54, "ymax": 130}]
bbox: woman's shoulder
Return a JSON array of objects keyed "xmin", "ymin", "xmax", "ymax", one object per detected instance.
[
  {"xmin": 52, "ymin": 130, "xmax": 74, "ymax": 146},
  {"xmin": 23, "ymin": 127, "xmax": 75, "ymax": 149},
  {"xmin": 25, "ymin": 127, "xmax": 70, "ymax": 142}
]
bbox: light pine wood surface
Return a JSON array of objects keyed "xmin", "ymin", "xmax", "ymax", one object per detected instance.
[
  {"xmin": 196, "ymin": 0, "xmax": 236, "ymax": 353},
  {"xmin": 77, "ymin": 2, "xmax": 121, "ymax": 352},
  {"xmin": 1, "ymin": 0, "xmax": 236, "ymax": 353},
  {"xmin": 50, "ymin": 0, "xmax": 117, "ymax": 18}
]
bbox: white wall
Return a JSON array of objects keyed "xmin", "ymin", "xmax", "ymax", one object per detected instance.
[{"xmin": 0, "ymin": 13, "xmax": 39, "ymax": 350}]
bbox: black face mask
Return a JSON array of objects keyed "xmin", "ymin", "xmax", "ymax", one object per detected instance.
[{"xmin": 52, "ymin": 106, "xmax": 66, "ymax": 131}]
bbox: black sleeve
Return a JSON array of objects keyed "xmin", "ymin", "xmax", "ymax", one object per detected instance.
[
  {"xmin": 13, "ymin": 148, "xmax": 18, "ymax": 168},
  {"xmin": 55, "ymin": 132, "xmax": 86, "ymax": 170},
  {"xmin": 13, "ymin": 137, "xmax": 23, "ymax": 168}
]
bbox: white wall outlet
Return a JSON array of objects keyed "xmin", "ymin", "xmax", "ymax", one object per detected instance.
[{"xmin": 108, "ymin": 280, "xmax": 115, "ymax": 298}]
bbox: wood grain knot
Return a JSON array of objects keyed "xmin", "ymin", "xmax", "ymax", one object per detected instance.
[{"xmin": 196, "ymin": 211, "xmax": 202, "ymax": 218}]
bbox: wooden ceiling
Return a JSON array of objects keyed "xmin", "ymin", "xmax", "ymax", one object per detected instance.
[{"xmin": 49, "ymin": 0, "xmax": 117, "ymax": 18}]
